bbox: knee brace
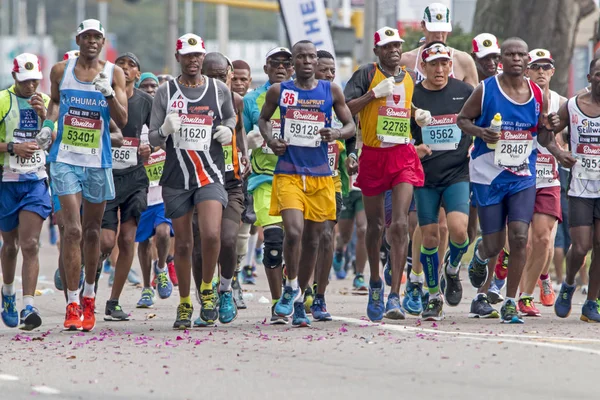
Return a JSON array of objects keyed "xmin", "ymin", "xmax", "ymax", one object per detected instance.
[
  {"xmin": 236, "ymin": 223, "xmax": 252, "ymax": 257},
  {"xmin": 263, "ymin": 226, "xmax": 284, "ymax": 269}
]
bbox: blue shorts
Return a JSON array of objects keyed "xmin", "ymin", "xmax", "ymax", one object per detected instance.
[
  {"xmin": 384, "ymin": 190, "xmax": 416, "ymax": 228},
  {"xmin": 135, "ymin": 203, "xmax": 174, "ymax": 243},
  {"xmin": 475, "ymin": 183, "xmax": 536, "ymax": 235},
  {"xmin": 0, "ymin": 180, "xmax": 52, "ymax": 232},
  {"xmin": 414, "ymin": 181, "xmax": 470, "ymax": 226},
  {"xmin": 50, "ymin": 162, "xmax": 115, "ymax": 204}
]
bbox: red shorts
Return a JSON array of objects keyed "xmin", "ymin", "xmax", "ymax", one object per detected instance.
[
  {"xmin": 355, "ymin": 144, "xmax": 424, "ymax": 197},
  {"xmin": 534, "ymin": 186, "xmax": 562, "ymax": 223}
]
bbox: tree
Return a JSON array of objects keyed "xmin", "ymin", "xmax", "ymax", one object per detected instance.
[{"xmin": 472, "ymin": 0, "xmax": 596, "ymax": 95}]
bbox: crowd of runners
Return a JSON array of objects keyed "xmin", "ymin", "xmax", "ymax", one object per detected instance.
[{"xmin": 1, "ymin": 2, "xmax": 600, "ymax": 332}]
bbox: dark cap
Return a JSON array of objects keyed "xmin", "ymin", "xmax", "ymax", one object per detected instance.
[{"xmin": 115, "ymin": 52, "xmax": 141, "ymax": 70}]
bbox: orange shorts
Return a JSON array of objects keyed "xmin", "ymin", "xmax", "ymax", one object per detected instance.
[{"xmin": 269, "ymin": 174, "xmax": 336, "ymax": 222}]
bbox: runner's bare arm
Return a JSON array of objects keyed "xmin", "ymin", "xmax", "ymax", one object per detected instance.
[
  {"xmin": 47, "ymin": 62, "xmax": 66, "ymax": 140},
  {"xmin": 537, "ymin": 92, "xmax": 553, "ymax": 147},
  {"xmin": 330, "ymin": 83, "xmax": 355, "ymax": 140},
  {"xmin": 346, "ymin": 90, "xmax": 376, "ymax": 116},
  {"xmin": 543, "ymin": 100, "xmax": 576, "ymax": 167},
  {"xmin": 548, "ymin": 100, "xmax": 570, "ymax": 135},
  {"xmin": 148, "ymin": 85, "xmax": 169, "ymax": 147},
  {"xmin": 457, "ymin": 84, "xmax": 484, "ymax": 136},
  {"xmin": 456, "ymin": 51, "xmax": 479, "ymax": 88},
  {"xmin": 110, "ymin": 119, "xmax": 123, "ymax": 148},
  {"xmin": 108, "ymin": 65, "xmax": 128, "ymax": 129},
  {"xmin": 258, "ymin": 84, "xmax": 281, "ymax": 143},
  {"xmin": 234, "ymin": 93, "xmax": 247, "ymax": 157},
  {"xmin": 555, "ymin": 96, "xmax": 568, "ymax": 148}
]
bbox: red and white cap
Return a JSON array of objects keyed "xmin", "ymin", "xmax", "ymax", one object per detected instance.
[
  {"xmin": 472, "ymin": 33, "xmax": 500, "ymax": 59},
  {"xmin": 421, "ymin": 43, "xmax": 452, "ymax": 63},
  {"xmin": 176, "ymin": 33, "xmax": 206, "ymax": 55},
  {"xmin": 374, "ymin": 27, "xmax": 404, "ymax": 47},
  {"xmin": 63, "ymin": 50, "xmax": 80, "ymax": 60},
  {"xmin": 12, "ymin": 53, "xmax": 43, "ymax": 81},
  {"xmin": 529, "ymin": 48, "xmax": 554, "ymax": 64}
]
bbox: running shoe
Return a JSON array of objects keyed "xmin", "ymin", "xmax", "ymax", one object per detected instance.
[
  {"xmin": 468, "ymin": 294, "xmax": 499, "ymax": 318},
  {"xmin": 200, "ymin": 289, "xmax": 219, "ymax": 324},
  {"xmin": 538, "ymin": 278, "xmax": 556, "ymax": 307},
  {"xmin": 104, "ymin": 299, "xmax": 130, "ymax": 321},
  {"xmin": 501, "ymin": 299, "xmax": 524, "ymax": 324},
  {"xmin": 332, "ymin": 251, "xmax": 346, "ymax": 280},
  {"xmin": 554, "ymin": 282, "xmax": 575, "ymax": 318},
  {"xmin": 49, "ymin": 224, "xmax": 58, "ymax": 246},
  {"xmin": 310, "ymin": 297, "xmax": 332, "ymax": 321},
  {"xmin": 19, "ymin": 305, "xmax": 42, "ymax": 331},
  {"xmin": 385, "ymin": 293, "xmax": 405, "ymax": 320},
  {"xmin": 402, "ymin": 281, "xmax": 423, "ymax": 316},
  {"xmin": 242, "ymin": 265, "xmax": 256, "ymax": 285},
  {"xmin": 173, "ymin": 303, "xmax": 193, "ymax": 329},
  {"xmin": 127, "ymin": 269, "xmax": 141, "ymax": 285},
  {"xmin": 383, "ymin": 260, "xmax": 392, "ymax": 286},
  {"xmin": 1, "ymin": 291, "xmax": 18, "ymax": 328},
  {"xmin": 54, "ymin": 268, "xmax": 63, "ymax": 291},
  {"xmin": 136, "ymin": 288, "xmax": 155, "ymax": 308},
  {"xmin": 581, "ymin": 300, "xmax": 600, "ymax": 323},
  {"xmin": 231, "ymin": 275, "xmax": 247, "ymax": 309},
  {"xmin": 467, "ymin": 237, "xmax": 488, "ymax": 288},
  {"xmin": 218, "ymin": 290, "xmax": 237, "ymax": 324},
  {"xmin": 292, "ymin": 301, "xmax": 311, "ymax": 327},
  {"xmin": 494, "ymin": 248, "xmax": 509, "ymax": 280},
  {"xmin": 367, "ymin": 281, "xmax": 385, "ymax": 322},
  {"xmin": 303, "ymin": 285, "xmax": 314, "ymax": 313},
  {"xmin": 193, "ymin": 315, "xmax": 215, "ymax": 327},
  {"xmin": 255, "ymin": 247, "xmax": 264, "ymax": 265},
  {"xmin": 81, "ymin": 296, "xmax": 96, "ymax": 332},
  {"xmin": 166, "ymin": 256, "xmax": 178, "ymax": 286},
  {"xmin": 352, "ymin": 274, "xmax": 368, "ymax": 293},
  {"xmin": 108, "ymin": 266, "xmax": 115, "ymax": 287},
  {"xmin": 487, "ymin": 275, "xmax": 505, "ymax": 304},
  {"xmin": 422, "ymin": 296, "xmax": 444, "ymax": 321},
  {"xmin": 64, "ymin": 302, "xmax": 82, "ymax": 331},
  {"xmin": 275, "ymin": 286, "xmax": 301, "ymax": 317},
  {"xmin": 270, "ymin": 305, "xmax": 289, "ymax": 325},
  {"xmin": 103, "ymin": 259, "xmax": 112, "ymax": 274},
  {"xmin": 518, "ymin": 296, "xmax": 541, "ymax": 317},
  {"xmin": 441, "ymin": 249, "xmax": 462, "ymax": 306},
  {"xmin": 156, "ymin": 270, "xmax": 173, "ymax": 299}
]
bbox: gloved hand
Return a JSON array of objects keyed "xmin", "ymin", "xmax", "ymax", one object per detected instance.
[
  {"xmin": 371, "ymin": 77, "xmax": 395, "ymax": 98},
  {"xmin": 415, "ymin": 109, "xmax": 432, "ymax": 127},
  {"xmin": 159, "ymin": 113, "xmax": 181, "ymax": 138},
  {"xmin": 92, "ymin": 72, "xmax": 115, "ymax": 98},
  {"xmin": 247, "ymin": 129, "xmax": 263, "ymax": 150},
  {"xmin": 213, "ymin": 125, "xmax": 233, "ymax": 145},
  {"xmin": 36, "ymin": 126, "xmax": 53, "ymax": 150}
]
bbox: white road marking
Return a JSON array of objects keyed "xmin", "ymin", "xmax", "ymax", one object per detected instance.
[
  {"xmin": 32, "ymin": 386, "xmax": 61, "ymax": 395},
  {"xmin": 0, "ymin": 374, "xmax": 20, "ymax": 381}
]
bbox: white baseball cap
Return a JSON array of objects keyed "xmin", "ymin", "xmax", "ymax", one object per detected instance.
[
  {"xmin": 373, "ymin": 27, "xmax": 404, "ymax": 47},
  {"xmin": 63, "ymin": 50, "xmax": 80, "ymax": 60},
  {"xmin": 76, "ymin": 19, "xmax": 105, "ymax": 37},
  {"xmin": 529, "ymin": 48, "xmax": 554, "ymax": 64},
  {"xmin": 421, "ymin": 43, "xmax": 452, "ymax": 63},
  {"xmin": 176, "ymin": 33, "xmax": 206, "ymax": 55},
  {"xmin": 12, "ymin": 53, "xmax": 43, "ymax": 81},
  {"xmin": 423, "ymin": 3, "xmax": 452, "ymax": 33},
  {"xmin": 472, "ymin": 33, "xmax": 501, "ymax": 59},
  {"xmin": 265, "ymin": 47, "xmax": 292, "ymax": 61}
]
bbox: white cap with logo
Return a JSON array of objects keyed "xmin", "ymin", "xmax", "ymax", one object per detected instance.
[
  {"xmin": 373, "ymin": 27, "xmax": 404, "ymax": 47},
  {"xmin": 265, "ymin": 47, "xmax": 292, "ymax": 61},
  {"xmin": 423, "ymin": 3, "xmax": 452, "ymax": 33},
  {"xmin": 472, "ymin": 33, "xmax": 501, "ymax": 59},
  {"xmin": 13, "ymin": 53, "xmax": 43, "ymax": 81},
  {"xmin": 77, "ymin": 19, "xmax": 105, "ymax": 37},
  {"xmin": 176, "ymin": 33, "xmax": 206, "ymax": 55},
  {"xmin": 528, "ymin": 49, "xmax": 554, "ymax": 64}
]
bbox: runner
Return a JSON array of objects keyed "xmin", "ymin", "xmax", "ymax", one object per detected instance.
[
  {"xmin": 518, "ymin": 49, "xmax": 565, "ymax": 316},
  {"xmin": 37, "ymin": 19, "xmax": 128, "ymax": 331},
  {"xmin": 551, "ymin": 56, "xmax": 600, "ymax": 323},
  {"xmin": 457, "ymin": 37, "xmax": 562, "ymax": 324},
  {"xmin": 344, "ymin": 27, "xmax": 431, "ymax": 321},
  {"xmin": 411, "ymin": 43, "xmax": 473, "ymax": 320},
  {"xmin": 243, "ymin": 46, "xmax": 294, "ymax": 324},
  {"xmin": 400, "ymin": 3, "xmax": 478, "ymax": 87},
  {"xmin": 231, "ymin": 60, "xmax": 252, "ymax": 97},
  {"xmin": 148, "ymin": 33, "xmax": 235, "ymax": 329},
  {"xmin": 259, "ymin": 40, "xmax": 355, "ymax": 327},
  {"xmin": 0, "ymin": 53, "xmax": 51, "ymax": 330},
  {"xmin": 137, "ymin": 72, "xmax": 159, "ymax": 97}
]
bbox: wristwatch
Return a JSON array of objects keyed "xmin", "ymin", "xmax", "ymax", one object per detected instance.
[{"xmin": 7, "ymin": 142, "xmax": 14, "ymax": 156}]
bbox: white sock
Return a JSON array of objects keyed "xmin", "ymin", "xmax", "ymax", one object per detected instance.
[
  {"xmin": 409, "ymin": 271, "xmax": 425, "ymax": 284},
  {"xmin": 475, "ymin": 248, "xmax": 487, "ymax": 262},
  {"xmin": 520, "ymin": 293, "xmax": 532, "ymax": 298},
  {"xmin": 2, "ymin": 283, "xmax": 15, "ymax": 295},
  {"xmin": 157, "ymin": 263, "xmax": 167, "ymax": 273},
  {"xmin": 23, "ymin": 295, "xmax": 34, "ymax": 307},
  {"xmin": 82, "ymin": 281, "xmax": 95, "ymax": 298},
  {"xmin": 288, "ymin": 277, "xmax": 299, "ymax": 291},
  {"xmin": 244, "ymin": 233, "xmax": 258, "ymax": 267},
  {"xmin": 219, "ymin": 276, "xmax": 232, "ymax": 292},
  {"xmin": 67, "ymin": 289, "xmax": 80, "ymax": 305}
]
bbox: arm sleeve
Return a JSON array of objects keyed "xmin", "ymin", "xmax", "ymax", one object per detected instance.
[
  {"xmin": 148, "ymin": 84, "xmax": 169, "ymax": 147},
  {"xmin": 217, "ymin": 81, "xmax": 236, "ymax": 131}
]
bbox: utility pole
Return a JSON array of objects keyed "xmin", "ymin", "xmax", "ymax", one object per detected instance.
[
  {"xmin": 166, "ymin": 0, "xmax": 178, "ymax": 74},
  {"xmin": 36, "ymin": 0, "xmax": 46, "ymax": 36},
  {"xmin": 17, "ymin": 0, "xmax": 26, "ymax": 40},
  {"xmin": 185, "ymin": 0, "xmax": 193, "ymax": 33},
  {"xmin": 98, "ymin": 0, "xmax": 108, "ymax": 58},
  {"xmin": 362, "ymin": 0, "xmax": 376, "ymax": 64},
  {"xmin": 217, "ymin": 4, "xmax": 228, "ymax": 54},
  {"xmin": 77, "ymin": 0, "xmax": 85, "ymax": 26}
]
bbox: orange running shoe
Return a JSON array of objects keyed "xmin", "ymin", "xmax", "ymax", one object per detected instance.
[
  {"xmin": 64, "ymin": 302, "xmax": 82, "ymax": 330},
  {"xmin": 538, "ymin": 278, "xmax": 556, "ymax": 307},
  {"xmin": 517, "ymin": 296, "xmax": 541, "ymax": 317},
  {"xmin": 81, "ymin": 296, "xmax": 96, "ymax": 332}
]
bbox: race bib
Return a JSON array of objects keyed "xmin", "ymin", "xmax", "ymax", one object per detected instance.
[
  {"xmin": 144, "ymin": 149, "xmax": 166, "ymax": 187},
  {"xmin": 535, "ymin": 152, "xmax": 557, "ymax": 185},
  {"xmin": 328, "ymin": 142, "xmax": 340, "ymax": 176},
  {"xmin": 284, "ymin": 109, "xmax": 324, "ymax": 148},
  {"xmin": 112, "ymin": 137, "xmax": 139, "ymax": 170},
  {"xmin": 376, "ymin": 106, "xmax": 410, "ymax": 144},
  {"xmin": 494, "ymin": 130, "xmax": 533, "ymax": 172},
  {"xmin": 262, "ymin": 120, "xmax": 280, "ymax": 155},
  {"xmin": 223, "ymin": 143, "xmax": 234, "ymax": 172},
  {"xmin": 575, "ymin": 144, "xmax": 600, "ymax": 180},
  {"xmin": 174, "ymin": 113, "xmax": 212, "ymax": 152},
  {"xmin": 421, "ymin": 114, "xmax": 461, "ymax": 151},
  {"xmin": 61, "ymin": 115, "xmax": 102, "ymax": 155},
  {"xmin": 9, "ymin": 151, "xmax": 45, "ymax": 174}
]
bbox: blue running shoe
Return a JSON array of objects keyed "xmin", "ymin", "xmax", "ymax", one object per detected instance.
[
  {"xmin": 292, "ymin": 301, "xmax": 311, "ymax": 327},
  {"xmin": 554, "ymin": 282, "xmax": 575, "ymax": 318},
  {"xmin": 1, "ymin": 290, "xmax": 18, "ymax": 328},
  {"xmin": 156, "ymin": 271, "xmax": 173, "ymax": 299},
  {"xmin": 352, "ymin": 274, "xmax": 368, "ymax": 294},
  {"xmin": 255, "ymin": 247, "xmax": 264, "ymax": 265},
  {"xmin": 275, "ymin": 286, "xmax": 301, "ymax": 317},
  {"xmin": 487, "ymin": 276, "xmax": 504, "ymax": 304},
  {"xmin": 103, "ymin": 259, "xmax": 112, "ymax": 274},
  {"xmin": 385, "ymin": 293, "xmax": 405, "ymax": 320},
  {"xmin": 367, "ymin": 280, "xmax": 385, "ymax": 322},
  {"xmin": 383, "ymin": 261, "xmax": 392, "ymax": 286},
  {"xmin": 468, "ymin": 237, "xmax": 488, "ymax": 288},
  {"xmin": 242, "ymin": 265, "xmax": 256, "ymax": 285},
  {"xmin": 194, "ymin": 315, "xmax": 215, "ymax": 327},
  {"xmin": 218, "ymin": 290, "xmax": 238, "ymax": 324},
  {"xmin": 127, "ymin": 269, "xmax": 141, "ymax": 285},
  {"xmin": 422, "ymin": 291, "xmax": 429, "ymax": 307},
  {"xmin": 49, "ymin": 224, "xmax": 58, "ymax": 246},
  {"xmin": 402, "ymin": 281, "xmax": 424, "ymax": 316},
  {"xmin": 19, "ymin": 305, "xmax": 42, "ymax": 331},
  {"xmin": 136, "ymin": 288, "xmax": 155, "ymax": 308},
  {"xmin": 310, "ymin": 297, "xmax": 332, "ymax": 321},
  {"xmin": 581, "ymin": 300, "xmax": 600, "ymax": 323},
  {"xmin": 332, "ymin": 251, "xmax": 344, "ymax": 274},
  {"xmin": 500, "ymin": 299, "xmax": 524, "ymax": 324},
  {"xmin": 54, "ymin": 268, "xmax": 63, "ymax": 291}
]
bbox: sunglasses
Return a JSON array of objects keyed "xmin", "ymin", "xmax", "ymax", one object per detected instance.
[
  {"xmin": 421, "ymin": 45, "xmax": 451, "ymax": 61},
  {"xmin": 268, "ymin": 59, "xmax": 292, "ymax": 68},
  {"xmin": 529, "ymin": 63, "xmax": 554, "ymax": 71}
]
